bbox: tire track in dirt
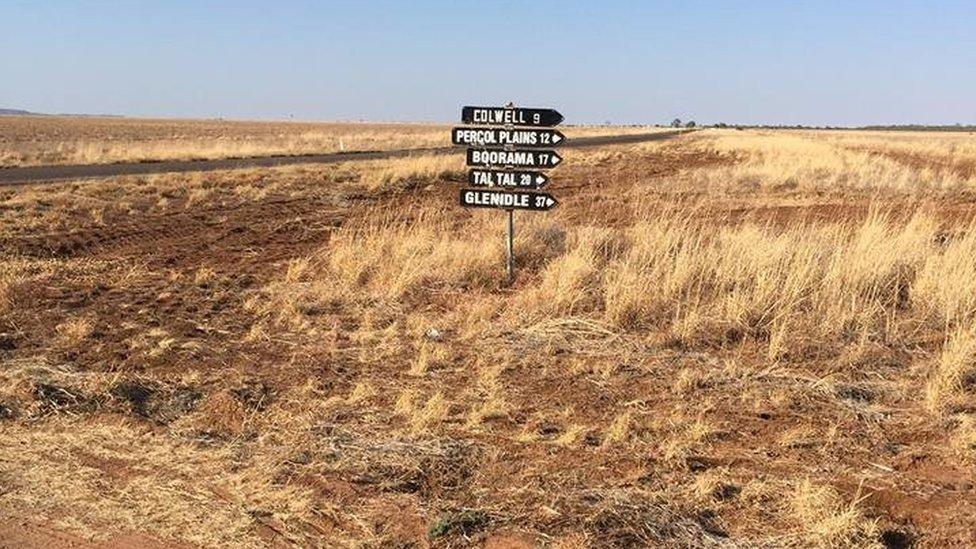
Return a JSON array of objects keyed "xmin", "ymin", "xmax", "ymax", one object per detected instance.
[
  {"xmin": 0, "ymin": 189, "xmax": 360, "ymax": 374},
  {"xmin": 0, "ymin": 195, "xmax": 344, "ymax": 270},
  {"xmin": 0, "ymin": 519, "xmax": 187, "ymax": 549}
]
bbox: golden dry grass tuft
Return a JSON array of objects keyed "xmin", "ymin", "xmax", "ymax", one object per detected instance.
[
  {"xmin": 925, "ymin": 323, "xmax": 976, "ymax": 414},
  {"xmin": 790, "ymin": 479, "xmax": 879, "ymax": 548}
]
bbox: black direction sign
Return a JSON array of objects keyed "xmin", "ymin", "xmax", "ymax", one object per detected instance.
[
  {"xmin": 466, "ymin": 148, "xmax": 562, "ymax": 169},
  {"xmin": 461, "ymin": 106, "xmax": 563, "ymax": 127},
  {"xmin": 460, "ymin": 189, "xmax": 558, "ymax": 212},
  {"xmin": 452, "ymin": 127, "xmax": 565, "ymax": 148},
  {"xmin": 468, "ymin": 169, "xmax": 549, "ymax": 189}
]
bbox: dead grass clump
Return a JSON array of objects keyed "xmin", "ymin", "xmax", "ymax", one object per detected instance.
[
  {"xmin": 0, "ymin": 278, "xmax": 11, "ymax": 314},
  {"xmin": 556, "ymin": 488, "xmax": 728, "ymax": 546},
  {"xmin": 790, "ymin": 479, "xmax": 879, "ymax": 547},
  {"xmin": 252, "ymin": 211, "xmax": 502, "ymax": 331},
  {"xmin": 0, "ymin": 257, "xmax": 59, "ymax": 313},
  {"xmin": 406, "ymin": 392, "xmax": 450, "ymax": 434},
  {"xmin": 913, "ymin": 226, "xmax": 976, "ymax": 327},
  {"xmin": 55, "ymin": 317, "xmax": 94, "ymax": 347},
  {"xmin": 0, "ymin": 359, "xmax": 106, "ymax": 418},
  {"xmin": 657, "ymin": 412, "xmax": 716, "ymax": 463},
  {"xmin": 328, "ymin": 212, "xmax": 499, "ymax": 301},
  {"xmin": 521, "ymin": 220, "xmax": 569, "ymax": 252},
  {"xmin": 0, "ymin": 419, "xmax": 316, "ymax": 547},
  {"xmin": 950, "ymin": 415, "xmax": 976, "ymax": 463},
  {"xmin": 599, "ymin": 210, "xmax": 952, "ymax": 357},
  {"xmin": 173, "ymin": 389, "xmax": 247, "ymax": 438},
  {"xmin": 465, "ymin": 391, "xmax": 510, "ymax": 429},
  {"xmin": 925, "ymin": 323, "xmax": 976, "ymax": 414},
  {"xmin": 409, "ymin": 341, "xmax": 451, "ymax": 376},
  {"xmin": 602, "ymin": 410, "xmax": 634, "ymax": 446},
  {"xmin": 517, "ymin": 227, "xmax": 616, "ymax": 317},
  {"xmin": 364, "ymin": 154, "xmax": 464, "ymax": 191}
]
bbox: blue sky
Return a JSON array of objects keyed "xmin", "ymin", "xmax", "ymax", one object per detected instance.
[{"xmin": 2, "ymin": 1, "xmax": 974, "ymax": 125}]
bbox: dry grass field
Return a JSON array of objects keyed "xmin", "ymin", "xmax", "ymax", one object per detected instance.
[
  {"xmin": 1, "ymin": 126, "xmax": 976, "ymax": 547},
  {"xmin": 0, "ymin": 115, "xmax": 660, "ymax": 167}
]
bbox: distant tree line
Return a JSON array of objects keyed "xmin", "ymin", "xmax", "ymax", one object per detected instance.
[
  {"xmin": 623, "ymin": 119, "xmax": 976, "ymax": 132},
  {"xmin": 658, "ymin": 120, "xmax": 976, "ymax": 132}
]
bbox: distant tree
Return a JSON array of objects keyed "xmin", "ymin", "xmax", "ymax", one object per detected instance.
[
  {"xmin": 685, "ymin": 120, "xmax": 696, "ymax": 128},
  {"xmin": 671, "ymin": 118, "xmax": 682, "ymax": 128},
  {"xmin": 714, "ymin": 122, "xmax": 728, "ymax": 128}
]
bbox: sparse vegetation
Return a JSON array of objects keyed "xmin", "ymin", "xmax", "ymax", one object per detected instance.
[
  {"xmin": 0, "ymin": 115, "xmax": 660, "ymax": 167},
  {"xmin": 2, "ymin": 127, "xmax": 976, "ymax": 546}
]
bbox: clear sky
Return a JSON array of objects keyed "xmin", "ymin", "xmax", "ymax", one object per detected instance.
[{"xmin": 2, "ymin": 1, "xmax": 974, "ymax": 125}]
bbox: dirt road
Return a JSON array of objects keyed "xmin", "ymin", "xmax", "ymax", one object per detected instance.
[{"xmin": 0, "ymin": 130, "xmax": 687, "ymax": 186}]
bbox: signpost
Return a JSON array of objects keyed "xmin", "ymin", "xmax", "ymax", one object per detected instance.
[{"xmin": 455, "ymin": 104, "xmax": 565, "ymax": 283}]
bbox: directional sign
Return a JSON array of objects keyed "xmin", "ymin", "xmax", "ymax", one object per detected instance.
[
  {"xmin": 461, "ymin": 106, "xmax": 563, "ymax": 127},
  {"xmin": 452, "ymin": 127, "xmax": 565, "ymax": 148},
  {"xmin": 460, "ymin": 189, "xmax": 558, "ymax": 212},
  {"xmin": 468, "ymin": 169, "xmax": 549, "ymax": 189},
  {"xmin": 466, "ymin": 148, "xmax": 562, "ymax": 169}
]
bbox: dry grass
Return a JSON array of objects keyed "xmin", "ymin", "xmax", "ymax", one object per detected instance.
[
  {"xmin": 789, "ymin": 479, "xmax": 879, "ymax": 548},
  {"xmin": 925, "ymin": 323, "xmax": 976, "ymax": 414},
  {"xmin": 0, "ymin": 115, "xmax": 663, "ymax": 167},
  {"xmin": 0, "ymin": 116, "xmax": 448, "ymax": 167},
  {"xmin": 362, "ymin": 154, "xmax": 464, "ymax": 191},
  {"xmin": 4, "ymin": 128, "xmax": 976, "ymax": 546},
  {"xmin": 54, "ymin": 317, "xmax": 93, "ymax": 347},
  {"xmin": 687, "ymin": 129, "xmax": 976, "ymax": 191},
  {"xmin": 265, "ymin": 205, "xmax": 976, "ymax": 360}
]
